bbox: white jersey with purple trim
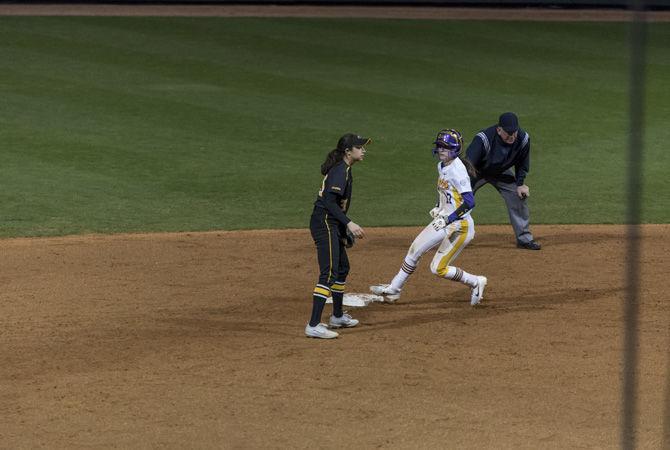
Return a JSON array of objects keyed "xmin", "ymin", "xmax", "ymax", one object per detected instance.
[{"xmin": 435, "ymin": 159, "xmax": 472, "ymax": 218}]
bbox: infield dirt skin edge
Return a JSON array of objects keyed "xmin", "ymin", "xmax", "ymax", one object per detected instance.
[{"xmin": 1, "ymin": 225, "xmax": 668, "ymax": 448}]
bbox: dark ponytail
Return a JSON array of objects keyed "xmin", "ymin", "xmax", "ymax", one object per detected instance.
[
  {"xmin": 321, "ymin": 133, "xmax": 366, "ymax": 175},
  {"xmin": 321, "ymin": 148, "xmax": 345, "ymax": 175},
  {"xmin": 321, "ymin": 133, "xmax": 355, "ymax": 175}
]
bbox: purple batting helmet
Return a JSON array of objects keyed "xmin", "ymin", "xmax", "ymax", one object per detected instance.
[{"xmin": 432, "ymin": 129, "xmax": 463, "ymax": 158}]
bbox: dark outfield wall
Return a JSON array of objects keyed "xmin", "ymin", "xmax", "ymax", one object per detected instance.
[{"xmin": 3, "ymin": 0, "xmax": 669, "ymax": 8}]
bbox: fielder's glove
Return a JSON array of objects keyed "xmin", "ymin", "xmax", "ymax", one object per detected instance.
[
  {"xmin": 432, "ymin": 216, "xmax": 448, "ymax": 231},
  {"xmin": 429, "ymin": 207, "xmax": 441, "ymax": 219},
  {"xmin": 342, "ymin": 228, "xmax": 355, "ymax": 248}
]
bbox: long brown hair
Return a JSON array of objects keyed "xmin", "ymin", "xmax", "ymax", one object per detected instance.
[
  {"xmin": 321, "ymin": 134, "xmax": 356, "ymax": 175},
  {"xmin": 460, "ymin": 155, "xmax": 478, "ymax": 179},
  {"xmin": 320, "ymin": 147, "xmax": 346, "ymax": 175}
]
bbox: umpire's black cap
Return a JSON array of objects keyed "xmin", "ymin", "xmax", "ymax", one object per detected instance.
[
  {"xmin": 498, "ymin": 112, "xmax": 519, "ymax": 134},
  {"xmin": 338, "ymin": 133, "xmax": 371, "ymax": 151}
]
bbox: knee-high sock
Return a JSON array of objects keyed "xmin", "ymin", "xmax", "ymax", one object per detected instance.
[
  {"xmin": 444, "ymin": 267, "xmax": 478, "ymax": 287},
  {"xmin": 331, "ymin": 281, "xmax": 345, "ymax": 318},
  {"xmin": 390, "ymin": 259, "xmax": 416, "ymax": 291},
  {"xmin": 309, "ymin": 284, "xmax": 331, "ymax": 327}
]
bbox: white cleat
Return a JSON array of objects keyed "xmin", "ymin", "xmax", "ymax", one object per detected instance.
[
  {"xmin": 369, "ymin": 284, "xmax": 401, "ymax": 303},
  {"xmin": 329, "ymin": 312, "xmax": 359, "ymax": 329},
  {"xmin": 305, "ymin": 323, "xmax": 339, "ymax": 339},
  {"xmin": 470, "ymin": 276, "xmax": 487, "ymax": 306}
]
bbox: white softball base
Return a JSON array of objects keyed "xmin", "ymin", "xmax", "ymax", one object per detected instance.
[{"xmin": 326, "ymin": 293, "xmax": 385, "ymax": 307}]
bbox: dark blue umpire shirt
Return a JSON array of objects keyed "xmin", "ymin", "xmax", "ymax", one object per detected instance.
[{"xmin": 465, "ymin": 126, "xmax": 531, "ymax": 187}]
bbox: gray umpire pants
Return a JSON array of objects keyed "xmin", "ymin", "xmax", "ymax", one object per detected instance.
[{"xmin": 471, "ymin": 172, "xmax": 534, "ymax": 244}]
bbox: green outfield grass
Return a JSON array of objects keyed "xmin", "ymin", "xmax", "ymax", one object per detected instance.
[{"xmin": 1, "ymin": 17, "xmax": 668, "ymax": 237}]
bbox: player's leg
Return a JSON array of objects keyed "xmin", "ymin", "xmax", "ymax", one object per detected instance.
[
  {"xmin": 429, "ymin": 216, "xmax": 487, "ymax": 304},
  {"xmin": 429, "ymin": 217, "xmax": 476, "ymax": 283},
  {"xmin": 392, "ymin": 223, "xmax": 445, "ymax": 289},
  {"xmin": 328, "ymin": 245, "xmax": 359, "ymax": 329},
  {"xmin": 371, "ymin": 223, "xmax": 445, "ymax": 300},
  {"xmin": 306, "ymin": 214, "xmax": 340, "ymax": 338},
  {"xmin": 490, "ymin": 175, "xmax": 535, "ymax": 246},
  {"xmin": 331, "ymin": 243, "xmax": 348, "ymax": 319}
]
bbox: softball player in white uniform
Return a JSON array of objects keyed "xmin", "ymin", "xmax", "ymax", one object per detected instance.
[{"xmin": 370, "ymin": 129, "xmax": 487, "ymax": 305}]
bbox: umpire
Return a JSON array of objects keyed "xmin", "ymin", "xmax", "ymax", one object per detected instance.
[{"xmin": 465, "ymin": 112, "xmax": 541, "ymax": 250}]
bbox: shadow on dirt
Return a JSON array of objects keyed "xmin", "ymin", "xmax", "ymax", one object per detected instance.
[
  {"xmin": 172, "ymin": 284, "xmax": 624, "ymax": 338},
  {"xmin": 350, "ymin": 285, "xmax": 624, "ymax": 333},
  {"xmin": 468, "ymin": 231, "xmax": 625, "ymax": 249}
]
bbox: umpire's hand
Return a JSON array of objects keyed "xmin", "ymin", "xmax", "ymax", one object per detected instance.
[{"xmin": 517, "ymin": 185, "xmax": 530, "ymax": 199}]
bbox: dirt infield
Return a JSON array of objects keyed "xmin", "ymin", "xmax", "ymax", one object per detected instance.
[
  {"xmin": 1, "ymin": 4, "xmax": 668, "ymax": 448},
  {"xmin": 1, "ymin": 225, "xmax": 668, "ymax": 448}
]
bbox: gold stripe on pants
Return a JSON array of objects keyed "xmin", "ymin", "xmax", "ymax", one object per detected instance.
[{"xmin": 436, "ymin": 220, "xmax": 469, "ymax": 277}]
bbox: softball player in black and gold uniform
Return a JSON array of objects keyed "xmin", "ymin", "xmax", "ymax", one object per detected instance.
[{"xmin": 305, "ymin": 133, "xmax": 369, "ymax": 339}]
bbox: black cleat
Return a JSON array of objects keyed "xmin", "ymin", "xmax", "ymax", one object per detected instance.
[{"xmin": 517, "ymin": 240, "xmax": 541, "ymax": 250}]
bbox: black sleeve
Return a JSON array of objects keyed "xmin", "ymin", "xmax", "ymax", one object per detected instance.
[
  {"xmin": 324, "ymin": 164, "xmax": 347, "ymax": 196},
  {"xmin": 323, "ymin": 192, "xmax": 351, "ymax": 226}
]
